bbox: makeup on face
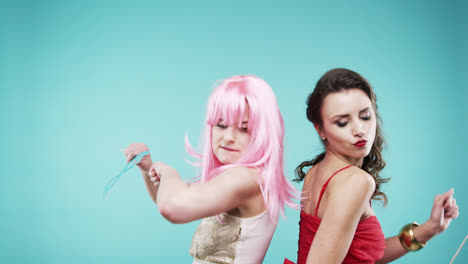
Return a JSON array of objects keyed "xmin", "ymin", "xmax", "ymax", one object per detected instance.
[
  {"xmin": 354, "ymin": 139, "xmax": 367, "ymax": 148},
  {"xmin": 320, "ymin": 89, "xmax": 377, "ymax": 160}
]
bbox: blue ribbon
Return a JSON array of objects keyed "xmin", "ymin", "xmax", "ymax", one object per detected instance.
[{"xmin": 103, "ymin": 151, "xmax": 150, "ymax": 200}]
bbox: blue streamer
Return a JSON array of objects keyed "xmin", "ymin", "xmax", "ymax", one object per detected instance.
[{"xmin": 102, "ymin": 151, "xmax": 150, "ymax": 200}]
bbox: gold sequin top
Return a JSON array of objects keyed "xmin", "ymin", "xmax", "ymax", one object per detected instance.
[{"xmin": 190, "ymin": 211, "xmax": 277, "ymax": 264}]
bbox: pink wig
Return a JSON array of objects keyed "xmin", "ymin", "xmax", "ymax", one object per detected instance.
[{"xmin": 185, "ymin": 75, "xmax": 299, "ymax": 221}]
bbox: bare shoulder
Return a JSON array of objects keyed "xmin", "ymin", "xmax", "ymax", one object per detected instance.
[
  {"xmin": 303, "ymin": 165, "xmax": 317, "ymax": 186},
  {"xmin": 220, "ymin": 166, "xmax": 259, "ymax": 181},
  {"xmin": 214, "ymin": 166, "xmax": 261, "ymax": 195},
  {"xmin": 329, "ymin": 166, "xmax": 375, "ymax": 199}
]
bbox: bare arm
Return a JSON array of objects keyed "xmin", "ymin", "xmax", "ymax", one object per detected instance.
[
  {"xmin": 150, "ymin": 161, "xmax": 261, "ymax": 224},
  {"xmin": 376, "ymin": 189, "xmax": 459, "ymax": 263},
  {"xmin": 141, "ymin": 169, "xmax": 159, "ymax": 204},
  {"xmin": 306, "ymin": 172, "xmax": 375, "ymax": 264},
  {"xmin": 123, "ymin": 143, "xmax": 158, "ymax": 203},
  {"xmin": 376, "ymin": 222, "xmax": 434, "ymax": 263}
]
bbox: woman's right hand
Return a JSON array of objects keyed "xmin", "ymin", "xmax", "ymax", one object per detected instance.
[
  {"xmin": 426, "ymin": 188, "xmax": 459, "ymax": 236},
  {"xmin": 123, "ymin": 143, "xmax": 153, "ymax": 172}
]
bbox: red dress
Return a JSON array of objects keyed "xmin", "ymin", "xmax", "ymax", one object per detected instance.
[{"xmin": 285, "ymin": 165, "xmax": 386, "ymax": 264}]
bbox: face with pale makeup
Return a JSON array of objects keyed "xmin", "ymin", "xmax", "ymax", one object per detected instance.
[
  {"xmin": 211, "ymin": 105, "xmax": 251, "ymax": 165},
  {"xmin": 315, "ymin": 88, "xmax": 377, "ymax": 163}
]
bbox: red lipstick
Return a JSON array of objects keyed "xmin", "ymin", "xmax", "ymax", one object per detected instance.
[{"xmin": 354, "ymin": 140, "xmax": 367, "ymax": 148}]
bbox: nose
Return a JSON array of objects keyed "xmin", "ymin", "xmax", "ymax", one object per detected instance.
[
  {"xmin": 353, "ymin": 121, "xmax": 365, "ymax": 138},
  {"xmin": 223, "ymin": 127, "xmax": 236, "ymax": 142}
]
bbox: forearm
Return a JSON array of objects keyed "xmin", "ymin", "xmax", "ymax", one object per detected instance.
[
  {"xmin": 377, "ymin": 222, "xmax": 437, "ymax": 263},
  {"xmin": 141, "ymin": 169, "xmax": 159, "ymax": 204},
  {"xmin": 376, "ymin": 236, "xmax": 406, "ymax": 263},
  {"xmin": 156, "ymin": 168, "xmax": 190, "ymax": 222}
]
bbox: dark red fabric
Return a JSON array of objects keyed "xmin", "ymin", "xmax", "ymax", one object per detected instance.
[
  {"xmin": 286, "ymin": 165, "xmax": 386, "ymax": 264},
  {"xmin": 296, "ymin": 212, "xmax": 386, "ymax": 264}
]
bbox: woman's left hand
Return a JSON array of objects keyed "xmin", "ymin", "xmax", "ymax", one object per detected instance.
[
  {"xmin": 148, "ymin": 161, "xmax": 172, "ymax": 187},
  {"xmin": 427, "ymin": 188, "xmax": 459, "ymax": 235}
]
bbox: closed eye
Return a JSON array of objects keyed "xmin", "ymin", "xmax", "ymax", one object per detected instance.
[
  {"xmin": 360, "ymin": 112, "xmax": 372, "ymax": 121},
  {"xmin": 337, "ymin": 121, "xmax": 348, "ymax": 127}
]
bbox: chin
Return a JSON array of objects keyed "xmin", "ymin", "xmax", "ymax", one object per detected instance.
[
  {"xmin": 348, "ymin": 152, "xmax": 368, "ymax": 161},
  {"xmin": 219, "ymin": 158, "xmax": 234, "ymax": 165}
]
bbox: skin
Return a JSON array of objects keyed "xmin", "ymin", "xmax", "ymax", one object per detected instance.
[
  {"xmin": 303, "ymin": 89, "xmax": 459, "ymax": 264},
  {"xmin": 123, "ymin": 105, "xmax": 266, "ymax": 224},
  {"xmin": 211, "ymin": 114, "xmax": 250, "ymax": 165}
]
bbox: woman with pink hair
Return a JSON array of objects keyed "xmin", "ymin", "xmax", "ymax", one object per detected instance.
[{"xmin": 124, "ymin": 75, "xmax": 299, "ymax": 264}]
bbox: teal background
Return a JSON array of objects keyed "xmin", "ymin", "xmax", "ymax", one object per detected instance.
[{"xmin": 1, "ymin": 0, "xmax": 467, "ymax": 263}]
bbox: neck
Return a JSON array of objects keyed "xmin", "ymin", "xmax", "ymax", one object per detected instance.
[{"xmin": 323, "ymin": 148, "xmax": 364, "ymax": 168}]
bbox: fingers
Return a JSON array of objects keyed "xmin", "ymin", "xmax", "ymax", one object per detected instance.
[
  {"xmin": 434, "ymin": 188, "xmax": 455, "ymax": 208},
  {"xmin": 150, "ymin": 175, "xmax": 160, "ymax": 182},
  {"xmin": 428, "ymin": 189, "xmax": 459, "ymax": 234},
  {"xmin": 122, "ymin": 143, "xmax": 150, "ymax": 163},
  {"xmin": 122, "ymin": 145, "xmax": 136, "ymax": 163},
  {"xmin": 120, "ymin": 148, "xmax": 133, "ymax": 162},
  {"xmin": 433, "ymin": 194, "xmax": 445, "ymax": 210},
  {"xmin": 433, "ymin": 188, "xmax": 459, "ymax": 220},
  {"xmin": 148, "ymin": 167, "xmax": 156, "ymax": 177},
  {"xmin": 149, "ymin": 168, "xmax": 160, "ymax": 181},
  {"xmin": 442, "ymin": 188, "xmax": 454, "ymax": 200},
  {"xmin": 148, "ymin": 163, "xmax": 161, "ymax": 184},
  {"xmin": 441, "ymin": 188, "xmax": 455, "ymax": 208},
  {"xmin": 445, "ymin": 204, "xmax": 459, "ymax": 219},
  {"xmin": 444, "ymin": 197, "xmax": 459, "ymax": 219},
  {"xmin": 444, "ymin": 197, "xmax": 454, "ymax": 210}
]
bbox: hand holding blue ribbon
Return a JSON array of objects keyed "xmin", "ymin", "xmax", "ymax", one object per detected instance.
[{"xmin": 102, "ymin": 151, "xmax": 150, "ymax": 200}]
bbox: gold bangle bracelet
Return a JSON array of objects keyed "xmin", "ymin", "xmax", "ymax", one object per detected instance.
[{"xmin": 398, "ymin": 222, "xmax": 427, "ymax": 251}]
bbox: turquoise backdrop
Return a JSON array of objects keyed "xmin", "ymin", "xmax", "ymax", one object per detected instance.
[{"xmin": 1, "ymin": 0, "xmax": 467, "ymax": 263}]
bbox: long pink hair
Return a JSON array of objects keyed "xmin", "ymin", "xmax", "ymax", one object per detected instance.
[{"xmin": 185, "ymin": 75, "xmax": 299, "ymax": 221}]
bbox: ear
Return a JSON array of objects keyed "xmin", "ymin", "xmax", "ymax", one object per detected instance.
[{"xmin": 314, "ymin": 123, "xmax": 325, "ymax": 140}]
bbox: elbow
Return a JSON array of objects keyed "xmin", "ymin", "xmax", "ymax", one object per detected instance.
[{"xmin": 158, "ymin": 197, "xmax": 188, "ymax": 224}]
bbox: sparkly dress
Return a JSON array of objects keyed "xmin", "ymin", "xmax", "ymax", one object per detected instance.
[{"xmin": 190, "ymin": 210, "xmax": 277, "ymax": 264}]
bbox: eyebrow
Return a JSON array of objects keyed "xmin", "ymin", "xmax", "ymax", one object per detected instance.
[
  {"xmin": 218, "ymin": 119, "xmax": 249, "ymax": 124},
  {"xmin": 332, "ymin": 107, "xmax": 370, "ymax": 119}
]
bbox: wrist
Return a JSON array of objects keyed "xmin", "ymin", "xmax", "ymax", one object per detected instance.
[
  {"xmin": 399, "ymin": 222, "xmax": 427, "ymax": 251},
  {"xmin": 414, "ymin": 221, "xmax": 437, "ymax": 244},
  {"xmin": 142, "ymin": 169, "xmax": 150, "ymax": 179}
]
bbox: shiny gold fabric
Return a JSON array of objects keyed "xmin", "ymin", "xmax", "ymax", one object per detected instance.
[{"xmin": 189, "ymin": 214, "xmax": 241, "ymax": 264}]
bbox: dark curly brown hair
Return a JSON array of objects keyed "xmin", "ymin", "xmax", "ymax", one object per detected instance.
[{"xmin": 295, "ymin": 68, "xmax": 390, "ymax": 205}]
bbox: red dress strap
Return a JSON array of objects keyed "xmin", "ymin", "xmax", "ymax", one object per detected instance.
[{"xmin": 314, "ymin": 165, "xmax": 353, "ymax": 217}]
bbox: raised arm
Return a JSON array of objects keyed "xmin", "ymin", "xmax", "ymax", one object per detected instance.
[
  {"xmin": 148, "ymin": 161, "xmax": 261, "ymax": 224},
  {"xmin": 123, "ymin": 143, "xmax": 158, "ymax": 203},
  {"xmin": 376, "ymin": 188, "xmax": 459, "ymax": 264},
  {"xmin": 306, "ymin": 172, "xmax": 375, "ymax": 264}
]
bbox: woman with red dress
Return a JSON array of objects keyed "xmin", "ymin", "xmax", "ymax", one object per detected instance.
[{"xmin": 285, "ymin": 68, "xmax": 459, "ymax": 264}]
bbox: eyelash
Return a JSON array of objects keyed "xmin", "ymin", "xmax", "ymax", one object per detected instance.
[
  {"xmin": 337, "ymin": 121, "xmax": 347, "ymax": 127},
  {"xmin": 336, "ymin": 115, "xmax": 371, "ymax": 127},
  {"xmin": 361, "ymin": 115, "xmax": 371, "ymax": 121},
  {"xmin": 216, "ymin": 124, "xmax": 248, "ymax": 132}
]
